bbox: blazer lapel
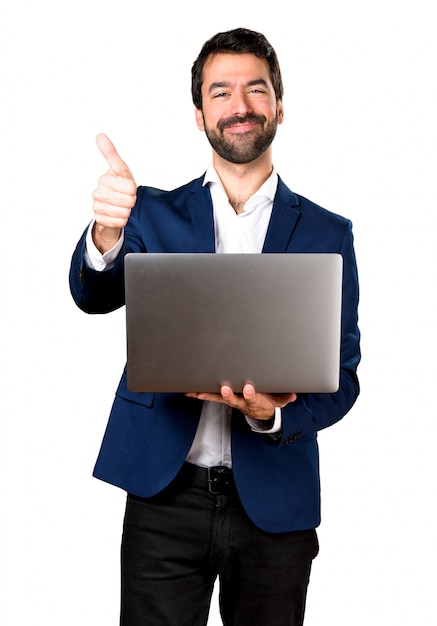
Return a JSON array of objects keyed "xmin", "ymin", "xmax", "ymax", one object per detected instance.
[
  {"xmin": 187, "ymin": 180, "xmax": 216, "ymax": 253},
  {"xmin": 262, "ymin": 177, "xmax": 301, "ymax": 253},
  {"xmin": 186, "ymin": 175, "xmax": 301, "ymax": 254}
]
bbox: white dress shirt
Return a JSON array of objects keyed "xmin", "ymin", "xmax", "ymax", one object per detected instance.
[{"xmin": 85, "ymin": 164, "xmax": 282, "ymax": 468}]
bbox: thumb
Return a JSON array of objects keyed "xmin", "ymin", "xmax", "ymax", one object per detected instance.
[{"xmin": 96, "ymin": 133, "xmax": 134, "ymax": 178}]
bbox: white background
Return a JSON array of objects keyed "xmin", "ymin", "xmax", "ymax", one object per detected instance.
[{"xmin": 1, "ymin": 1, "xmax": 436, "ymax": 624}]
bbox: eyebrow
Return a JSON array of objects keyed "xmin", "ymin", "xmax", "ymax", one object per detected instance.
[{"xmin": 207, "ymin": 78, "xmax": 270, "ymax": 94}]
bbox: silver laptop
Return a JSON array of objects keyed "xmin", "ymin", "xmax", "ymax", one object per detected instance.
[{"xmin": 124, "ymin": 253, "xmax": 343, "ymax": 394}]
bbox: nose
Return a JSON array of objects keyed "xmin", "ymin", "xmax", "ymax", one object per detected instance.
[{"xmin": 231, "ymin": 90, "xmax": 252, "ymax": 116}]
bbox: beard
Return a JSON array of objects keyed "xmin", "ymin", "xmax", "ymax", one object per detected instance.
[{"xmin": 203, "ymin": 113, "xmax": 278, "ymax": 164}]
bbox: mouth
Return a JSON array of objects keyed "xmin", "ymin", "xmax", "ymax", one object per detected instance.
[
  {"xmin": 218, "ymin": 115, "xmax": 266, "ymax": 134},
  {"xmin": 224, "ymin": 122, "xmax": 259, "ymax": 135}
]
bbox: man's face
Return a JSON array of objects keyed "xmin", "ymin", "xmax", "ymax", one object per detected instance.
[{"xmin": 195, "ymin": 53, "xmax": 283, "ymax": 164}]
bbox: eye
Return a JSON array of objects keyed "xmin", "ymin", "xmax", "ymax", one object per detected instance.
[{"xmin": 213, "ymin": 92, "xmax": 229, "ymax": 98}]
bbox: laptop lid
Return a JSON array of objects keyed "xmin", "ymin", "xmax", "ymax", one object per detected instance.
[{"xmin": 124, "ymin": 253, "xmax": 343, "ymax": 394}]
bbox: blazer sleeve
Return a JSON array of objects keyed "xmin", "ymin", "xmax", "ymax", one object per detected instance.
[
  {"xmin": 69, "ymin": 190, "xmax": 147, "ymax": 314},
  {"xmin": 280, "ymin": 219, "xmax": 361, "ymax": 440}
]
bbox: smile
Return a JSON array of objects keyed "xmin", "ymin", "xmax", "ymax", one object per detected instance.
[{"xmin": 224, "ymin": 122, "xmax": 259, "ymax": 134}]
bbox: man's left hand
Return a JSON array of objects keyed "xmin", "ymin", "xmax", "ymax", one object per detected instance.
[{"xmin": 186, "ymin": 384, "xmax": 297, "ymax": 421}]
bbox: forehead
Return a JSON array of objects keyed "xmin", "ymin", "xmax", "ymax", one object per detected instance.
[{"xmin": 201, "ymin": 53, "xmax": 272, "ymax": 89}]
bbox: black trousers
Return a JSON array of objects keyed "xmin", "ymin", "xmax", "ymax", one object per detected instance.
[{"xmin": 120, "ymin": 463, "xmax": 319, "ymax": 626}]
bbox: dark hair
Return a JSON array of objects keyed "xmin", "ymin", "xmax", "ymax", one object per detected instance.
[{"xmin": 191, "ymin": 27, "xmax": 284, "ymax": 110}]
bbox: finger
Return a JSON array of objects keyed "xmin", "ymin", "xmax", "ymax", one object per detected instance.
[
  {"xmin": 221, "ymin": 385, "xmax": 235, "ymax": 402},
  {"xmin": 267, "ymin": 392, "xmax": 297, "ymax": 406},
  {"xmin": 185, "ymin": 392, "xmax": 226, "ymax": 404},
  {"xmin": 93, "ymin": 200, "xmax": 131, "ymax": 228},
  {"xmin": 96, "ymin": 170, "xmax": 137, "ymax": 194},
  {"xmin": 96, "ymin": 133, "xmax": 134, "ymax": 178},
  {"xmin": 242, "ymin": 384, "xmax": 256, "ymax": 402},
  {"xmin": 220, "ymin": 386, "xmax": 245, "ymax": 410},
  {"xmin": 93, "ymin": 184, "xmax": 136, "ymax": 208},
  {"xmin": 284, "ymin": 392, "xmax": 297, "ymax": 404}
]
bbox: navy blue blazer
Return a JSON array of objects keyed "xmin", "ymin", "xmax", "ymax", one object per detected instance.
[{"xmin": 69, "ymin": 175, "xmax": 360, "ymax": 533}]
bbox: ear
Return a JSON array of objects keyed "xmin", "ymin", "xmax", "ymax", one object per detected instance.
[
  {"xmin": 277, "ymin": 100, "xmax": 284, "ymax": 124},
  {"xmin": 195, "ymin": 108, "xmax": 205, "ymax": 131}
]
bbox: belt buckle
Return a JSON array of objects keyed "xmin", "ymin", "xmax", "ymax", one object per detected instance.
[{"xmin": 207, "ymin": 466, "xmax": 231, "ymax": 495}]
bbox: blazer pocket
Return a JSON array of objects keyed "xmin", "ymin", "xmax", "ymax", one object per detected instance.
[{"xmin": 115, "ymin": 367, "xmax": 155, "ymax": 408}]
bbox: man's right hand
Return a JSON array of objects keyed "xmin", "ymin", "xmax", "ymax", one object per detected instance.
[{"xmin": 91, "ymin": 133, "xmax": 137, "ymax": 254}]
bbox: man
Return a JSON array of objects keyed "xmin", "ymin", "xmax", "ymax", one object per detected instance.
[{"xmin": 70, "ymin": 27, "xmax": 360, "ymax": 626}]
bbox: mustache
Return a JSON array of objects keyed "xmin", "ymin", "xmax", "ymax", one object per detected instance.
[{"xmin": 217, "ymin": 114, "xmax": 267, "ymax": 131}]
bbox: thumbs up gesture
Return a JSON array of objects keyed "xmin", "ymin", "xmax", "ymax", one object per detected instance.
[{"xmin": 91, "ymin": 134, "xmax": 137, "ymax": 253}]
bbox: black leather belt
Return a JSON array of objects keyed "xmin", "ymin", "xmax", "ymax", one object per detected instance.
[{"xmin": 181, "ymin": 463, "xmax": 235, "ymax": 495}]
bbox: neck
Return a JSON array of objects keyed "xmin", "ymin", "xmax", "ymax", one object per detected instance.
[{"xmin": 212, "ymin": 150, "xmax": 273, "ymax": 214}]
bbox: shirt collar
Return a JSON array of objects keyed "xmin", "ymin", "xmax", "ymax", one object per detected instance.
[{"xmin": 202, "ymin": 163, "xmax": 278, "ymax": 204}]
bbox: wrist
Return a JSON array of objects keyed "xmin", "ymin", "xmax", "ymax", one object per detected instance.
[
  {"xmin": 252, "ymin": 414, "xmax": 275, "ymax": 430},
  {"xmin": 92, "ymin": 223, "xmax": 122, "ymax": 254}
]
